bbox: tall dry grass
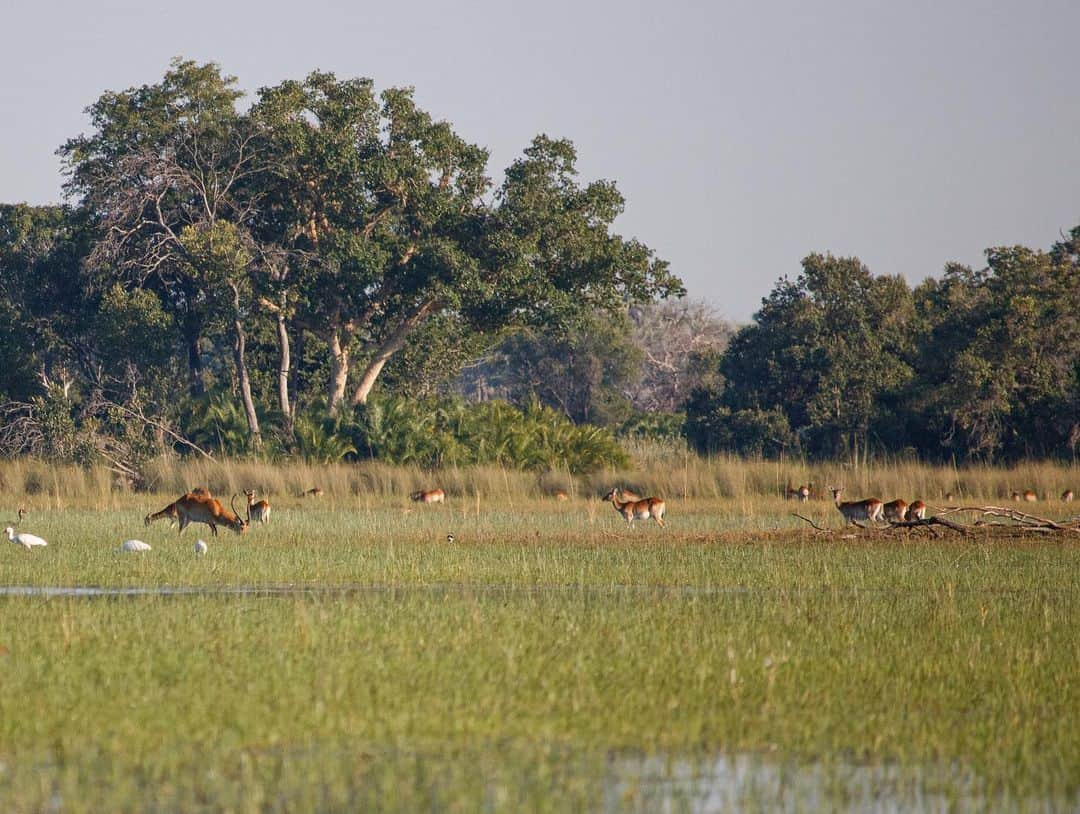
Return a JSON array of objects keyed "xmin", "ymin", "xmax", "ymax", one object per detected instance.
[{"xmin": 1, "ymin": 452, "xmax": 1076, "ymax": 509}]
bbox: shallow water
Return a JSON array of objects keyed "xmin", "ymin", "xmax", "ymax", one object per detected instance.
[
  {"xmin": 0, "ymin": 583, "xmax": 1060, "ymax": 599},
  {"xmin": 603, "ymin": 752, "xmax": 1067, "ymax": 812}
]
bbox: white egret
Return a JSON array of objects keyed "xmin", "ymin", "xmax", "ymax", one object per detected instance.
[
  {"xmin": 5, "ymin": 526, "xmax": 47, "ymax": 550},
  {"xmin": 120, "ymin": 539, "xmax": 152, "ymax": 552},
  {"xmin": 195, "ymin": 539, "xmax": 208, "ymax": 555}
]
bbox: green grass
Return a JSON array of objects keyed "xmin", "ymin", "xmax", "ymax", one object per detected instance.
[{"xmin": 0, "ymin": 474, "xmax": 1078, "ymax": 811}]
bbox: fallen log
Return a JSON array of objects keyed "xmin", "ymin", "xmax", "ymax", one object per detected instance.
[
  {"xmin": 936, "ymin": 506, "xmax": 1080, "ymax": 534},
  {"xmin": 887, "ymin": 515, "xmax": 968, "ymax": 536}
]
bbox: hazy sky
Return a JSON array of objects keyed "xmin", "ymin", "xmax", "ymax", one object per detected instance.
[{"xmin": 2, "ymin": 0, "xmax": 1077, "ymax": 321}]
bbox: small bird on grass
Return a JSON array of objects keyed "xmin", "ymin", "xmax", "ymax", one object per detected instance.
[
  {"xmin": 119, "ymin": 539, "xmax": 152, "ymax": 552},
  {"xmin": 195, "ymin": 539, "xmax": 208, "ymax": 555},
  {"xmin": 5, "ymin": 526, "xmax": 47, "ymax": 550}
]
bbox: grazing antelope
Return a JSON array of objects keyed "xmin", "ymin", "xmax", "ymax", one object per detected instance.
[
  {"xmin": 883, "ymin": 499, "xmax": 909, "ymax": 523},
  {"xmin": 144, "ymin": 492, "xmax": 248, "ymax": 536},
  {"xmin": 908, "ymin": 500, "xmax": 927, "ymax": 521},
  {"xmin": 830, "ymin": 488, "xmax": 884, "ymax": 526},
  {"xmin": 1061, "ymin": 489, "xmax": 1074, "ymax": 503},
  {"xmin": 552, "ymin": 489, "xmax": 570, "ymax": 501},
  {"xmin": 786, "ymin": 483, "xmax": 811, "ymax": 502},
  {"xmin": 1011, "ymin": 489, "xmax": 1037, "ymax": 502},
  {"xmin": 603, "ymin": 488, "xmax": 666, "ymax": 528},
  {"xmin": 411, "ymin": 488, "xmax": 446, "ymax": 504},
  {"xmin": 244, "ymin": 490, "xmax": 271, "ymax": 524},
  {"xmin": 302, "ymin": 487, "xmax": 324, "ymax": 498}
]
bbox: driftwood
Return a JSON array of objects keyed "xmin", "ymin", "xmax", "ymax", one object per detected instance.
[
  {"xmin": 790, "ymin": 506, "xmax": 1080, "ymax": 538},
  {"xmin": 790, "ymin": 513, "xmax": 829, "ymax": 532},
  {"xmin": 886, "ymin": 515, "xmax": 968, "ymax": 537},
  {"xmin": 937, "ymin": 506, "xmax": 1080, "ymax": 535}
]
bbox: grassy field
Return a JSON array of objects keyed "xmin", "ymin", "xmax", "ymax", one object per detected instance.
[{"xmin": 1, "ymin": 458, "xmax": 1078, "ymax": 811}]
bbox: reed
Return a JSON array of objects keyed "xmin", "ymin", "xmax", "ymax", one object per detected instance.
[{"xmin": 2, "ymin": 455, "xmax": 1076, "ymax": 508}]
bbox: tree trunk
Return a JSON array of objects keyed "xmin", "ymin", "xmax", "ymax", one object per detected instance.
[
  {"xmin": 350, "ymin": 299, "xmax": 437, "ymax": 406},
  {"xmin": 230, "ymin": 283, "xmax": 261, "ymax": 448},
  {"xmin": 275, "ymin": 305, "xmax": 293, "ymax": 433},
  {"xmin": 183, "ymin": 313, "xmax": 205, "ymax": 398},
  {"xmin": 327, "ymin": 327, "xmax": 351, "ymax": 411}
]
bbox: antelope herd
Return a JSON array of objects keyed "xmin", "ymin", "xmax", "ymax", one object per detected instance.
[{"xmin": 3, "ymin": 476, "xmax": 1078, "ymax": 555}]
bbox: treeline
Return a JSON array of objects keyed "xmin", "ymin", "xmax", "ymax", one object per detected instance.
[
  {"xmin": 1, "ymin": 60, "xmax": 1077, "ymax": 473},
  {"xmin": 685, "ymin": 240, "xmax": 1080, "ymax": 462},
  {"xmin": 0, "ymin": 60, "xmax": 682, "ymax": 479}
]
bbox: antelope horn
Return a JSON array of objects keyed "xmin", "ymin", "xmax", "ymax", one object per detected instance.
[{"xmin": 231, "ymin": 493, "xmax": 242, "ymax": 519}]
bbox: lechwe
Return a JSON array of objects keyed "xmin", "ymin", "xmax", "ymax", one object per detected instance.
[
  {"xmin": 829, "ymin": 488, "xmax": 884, "ymax": 527},
  {"xmin": 244, "ymin": 490, "xmax": 271, "ymax": 524},
  {"xmin": 908, "ymin": 500, "xmax": 927, "ymax": 520},
  {"xmin": 145, "ymin": 492, "xmax": 248, "ymax": 537},
  {"xmin": 411, "ymin": 488, "xmax": 446, "ymax": 504},
  {"xmin": 882, "ymin": 499, "xmax": 909, "ymax": 523},
  {"xmin": 603, "ymin": 488, "xmax": 666, "ymax": 528}
]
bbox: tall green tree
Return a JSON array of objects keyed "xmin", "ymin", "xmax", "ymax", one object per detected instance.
[
  {"xmin": 60, "ymin": 59, "xmax": 266, "ymax": 445},
  {"xmin": 691, "ymin": 254, "xmax": 914, "ymax": 459}
]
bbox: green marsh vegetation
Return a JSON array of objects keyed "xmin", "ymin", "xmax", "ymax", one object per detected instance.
[{"xmin": 0, "ymin": 459, "xmax": 1077, "ymax": 810}]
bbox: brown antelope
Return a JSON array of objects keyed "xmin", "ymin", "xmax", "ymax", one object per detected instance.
[
  {"xmin": 830, "ymin": 488, "xmax": 884, "ymax": 526},
  {"xmin": 552, "ymin": 489, "xmax": 570, "ymax": 501},
  {"xmin": 908, "ymin": 500, "xmax": 927, "ymax": 520},
  {"xmin": 244, "ymin": 489, "xmax": 271, "ymax": 524},
  {"xmin": 411, "ymin": 488, "xmax": 445, "ymax": 504},
  {"xmin": 145, "ymin": 492, "xmax": 248, "ymax": 536},
  {"xmin": 302, "ymin": 487, "xmax": 324, "ymax": 498},
  {"xmin": 1011, "ymin": 489, "xmax": 1037, "ymax": 502},
  {"xmin": 4, "ymin": 507, "xmax": 27, "ymax": 527},
  {"xmin": 603, "ymin": 488, "xmax": 665, "ymax": 528},
  {"xmin": 785, "ymin": 483, "xmax": 811, "ymax": 502},
  {"xmin": 1061, "ymin": 489, "xmax": 1074, "ymax": 503},
  {"xmin": 883, "ymin": 499, "xmax": 909, "ymax": 523}
]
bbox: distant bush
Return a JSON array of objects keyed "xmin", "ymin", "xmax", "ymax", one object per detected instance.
[{"xmin": 347, "ymin": 397, "xmax": 628, "ymax": 473}]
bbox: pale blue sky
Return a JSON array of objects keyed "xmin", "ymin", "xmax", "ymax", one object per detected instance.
[{"xmin": 2, "ymin": 0, "xmax": 1077, "ymax": 321}]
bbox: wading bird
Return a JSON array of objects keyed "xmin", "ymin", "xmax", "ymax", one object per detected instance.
[
  {"xmin": 411, "ymin": 488, "xmax": 445, "ymax": 504},
  {"xmin": 145, "ymin": 493, "xmax": 248, "ymax": 537},
  {"xmin": 829, "ymin": 488, "xmax": 884, "ymax": 526},
  {"xmin": 244, "ymin": 490, "xmax": 271, "ymax": 524},
  {"xmin": 5, "ymin": 526, "xmax": 47, "ymax": 550},
  {"xmin": 603, "ymin": 488, "xmax": 666, "ymax": 528},
  {"xmin": 195, "ymin": 539, "xmax": 208, "ymax": 555},
  {"xmin": 120, "ymin": 539, "xmax": 152, "ymax": 552}
]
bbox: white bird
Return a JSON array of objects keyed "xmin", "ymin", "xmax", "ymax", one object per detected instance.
[
  {"xmin": 120, "ymin": 539, "xmax": 152, "ymax": 552},
  {"xmin": 5, "ymin": 526, "xmax": 47, "ymax": 550},
  {"xmin": 195, "ymin": 539, "xmax": 208, "ymax": 555}
]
